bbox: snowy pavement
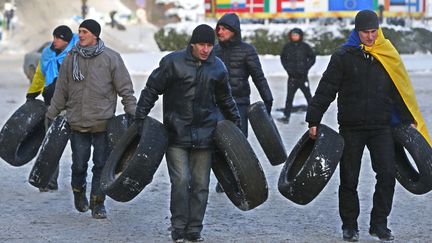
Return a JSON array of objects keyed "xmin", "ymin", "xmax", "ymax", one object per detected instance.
[{"xmin": 0, "ymin": 53, "xmax": 431, "ymax": 242}]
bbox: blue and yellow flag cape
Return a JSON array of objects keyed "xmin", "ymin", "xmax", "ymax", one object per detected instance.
[{"xmin": 344, "ymin": 28, "xmax": 431, "ymax": 145}]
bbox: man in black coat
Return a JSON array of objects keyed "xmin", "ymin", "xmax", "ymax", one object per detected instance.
[
  {"xmin": 306, "ymin": 10, "xmax": 414, "ymax": 242},
  {"xmin": 135, "ymin": 24, "xmax": 240, "ymax": 243},
  {"xmin": 214, "ymin": 12, "xmax": 273, "ymax": 136},
  {"xmin": 214, "ymin": 12, "xmax": 273, "ymax": 193},
  {"xmin": 278, "ymin": 28, "xmax": 315, "ymax": 124}
]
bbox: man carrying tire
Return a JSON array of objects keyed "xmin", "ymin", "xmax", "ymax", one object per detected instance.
[
  {"xmin": 26, "ymin": 25, "xmax": 78, "ymax": 192},
  {"xmin": 306, "ymin": 10, "xmax": 428, "ymax": 242},
  {"xmin": 45, "ymin": 19, "xmax": 137, "ymax": 219},
  {"xmin": 135, "ymin": 24, "xmax": 240, "ymax": 242},
  {"xmin": 213, "ymin": 12, "xmax": 273, "ymax": 193}
]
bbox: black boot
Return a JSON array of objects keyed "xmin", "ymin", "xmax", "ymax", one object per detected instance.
[
  {"xmin": 90, "ymin": 195, "xmax": 107, "ymax": 219},
  {"xmin": 72, "ymin": 187, "xmax": 89, "ymax": 212}
]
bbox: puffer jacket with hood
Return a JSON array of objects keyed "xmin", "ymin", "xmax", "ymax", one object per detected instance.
[
  {"xmin": 280, "ymin": 28, "xmax": 316, "ymax": 79},
  {"xmin": 214, "ymin": 13, "xmax": 273, "ymax": 106}
]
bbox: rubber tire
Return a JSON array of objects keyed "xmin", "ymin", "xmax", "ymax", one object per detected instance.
[
  {"xmin": 248, "ymin": 101, "xmax": 287, "ymax": 165},
  {"xmin": 213, "ymin": 120, "xmax": 268, "ymax": 211},
  {"xmin": 392, "ymin": 125, "xmax": 432, "ymax": 194},
  {"xmin": 278, "ymin": 124, "xmax": 344, "ymax": 205},
  {"xmin": 100, "ymin": 116, "xmax": 168, "ymax": 202},
  {"xmin": 0, "ymin": 100, "xmax": 47, "ymax": 166},
  {"xmin": 28, "ymin": 115, "xmax": 70, "ymax": 188},
  {"xmin": 107, "ymin": 114, "xmax": 131, "ymax": 154}
]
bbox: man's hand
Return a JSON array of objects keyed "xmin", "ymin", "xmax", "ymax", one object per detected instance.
[
  {"xmin": 134, "ymin": 116, "xmax": 145, "ymax": 135},
  {"xmin": 264, "ymin": 101, "xmax": 272, "ymax": 115},
  {"xmin": 44, "ymin": 117, "xmax": 53, "ymax": 131},
  {"xmin": 309, "ymin": 126, "xmax": 317, "ymax": 140}
]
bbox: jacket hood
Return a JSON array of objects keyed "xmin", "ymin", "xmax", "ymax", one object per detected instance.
[{"xmin": 216, "ymin": 13, "xmax": 242, "ymax": 44}]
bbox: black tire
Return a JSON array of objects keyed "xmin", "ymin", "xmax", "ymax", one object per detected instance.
[
  {"xmin": 392, "ymin": 125, "xmax": 432, "ymax": 195},
  {"xmin": 107, "ymin": 114, "xmax": 131, "ymax": 154},
  {"xmin": 278, "ymin": 124, "xmax": 344, "ymax": 205},
  {"xmin": 100, "ymin": 116, "xmax": 168, "ymax": 202},
  {"xmin": 213, "ymin": 120, "xmax": 268, "ymax": 211},
  {"xmin": 248, "ymin": 101, "xmax": 287, "ymax": 165},
  {"xmin": 28, "ymin": 115, "xmax": 70, "ymax": 188},
  {"xmin": 0, "ymin": 100, "xmax": 47, "ymax": 166}
]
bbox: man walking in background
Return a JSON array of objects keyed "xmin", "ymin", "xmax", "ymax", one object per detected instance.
[
  {"xmin": 46, "ymin": 19, "xmax": 136, "ymax": 219},
  {"xmin": 135, "ymin": 24, "xmax": 240, "ymax": 242},
  {"xmin": 26, "ymin": 25, "xmax": 78, "ymax": 192},
  {"xmin": 214, "ymin": 12, "xmax": 273, "ymax": 192},
  {"xmin": 278, "ymin": 27, "xmax": 315, "ymax": 124}
]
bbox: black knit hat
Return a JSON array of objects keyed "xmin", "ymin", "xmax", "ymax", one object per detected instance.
[
  {"xmin": 79, "ymin": 19, "xmax": 101, "ymax": 38},
  {"xmin": 189, "ymin": 24, "xmax": 215, "ymax": 45},
  {"xmin": 355, "ymin": 10, "xmax": 379, "ymax": 31},
  {"xmin": 53, "ymin": 25, "xmax": 73, "ymax": 42}
]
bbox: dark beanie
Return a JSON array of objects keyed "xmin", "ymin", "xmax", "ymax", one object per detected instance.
[
  {"xmin": 53, "ymin": 25, "xmax": 73, "ymax": 42},
  {"xmin": 355, "ymin": 10, "xmax": 379, "ymax": 31},
  {"xmin": 189, "ymin": 24, "xmax": 215, "ymax": 45},
  {"xmin": 79, "ymin": 19, "xmax": 101, "ymax": 37}
]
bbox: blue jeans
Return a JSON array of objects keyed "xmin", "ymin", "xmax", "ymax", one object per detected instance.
[
  {"xmin": 70, "ymin": 131, "xmax": 108, "ymax": 197},
  {"xmin": 166, "ymin": 146, "xmax": 212, "ymax": 235}
]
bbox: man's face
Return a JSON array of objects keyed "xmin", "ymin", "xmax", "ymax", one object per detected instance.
[
  {"xmin": 358, "ymin": 29, "xmax": 378, "ymax": 47},
  {"xmin": 191, "ymin": 43, "xmax": 214, "ymax": 61},
  {"xmin": 216, "ymin": 25, "xmax": 235, "ymax": 43},
  {"xmin": 290, "ymin": 33, "xmax": 301, "ymax": 42},
  {"xmin": 78, "ymin": 27, "xmax": 97, "ymax": 47},
  {"xmin": 52, "ymin": 36, "xmax": 69, "ymax": 51}
]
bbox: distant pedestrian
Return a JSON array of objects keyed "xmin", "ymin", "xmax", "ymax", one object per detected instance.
[
  {"xmin": 26, "ymin": 25, "xmax": 78, "ymax": 192},
  {"xmin": 306, "ymin": 10, "xmax": 430, "ymax": 242},
  {"xmin": 278, "ymin": 28, "xmax": 315, "ymax": 124},
  {"xmin": 135, "ymin": 24, "xmax": 240, "ymax": 242},
  {"xmin": 46, "ymin": 19, "xmax": 137, "ymax": 219}
]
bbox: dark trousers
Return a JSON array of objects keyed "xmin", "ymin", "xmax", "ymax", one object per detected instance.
[
  {"xmin": 338, "ymin": 127, "xmax": 396, "ymax": 230},
  {"xmin": 70, "ymin": 131, "xmax": 108, "ymax": 197},
  {"xmin": 217, "ymin": 103, "xmax": 248, "ymax": 137},
  {"xmin": 283, "ymin": 77, "xmax": 312, "ymax": 118},
  {"xmin": 166, "ymin": 146, "xmax": 212, "ymax": 235}
]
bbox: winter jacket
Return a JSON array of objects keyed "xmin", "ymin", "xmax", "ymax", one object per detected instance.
[
  {"xmin": 27, "ymin": 34, "xmax": 79, "ymax": 96},
  {"xmin": 135, "ymin": 45, "xmax": 241, "ymax": 149},
  {"xmin": 306, "ymin": 46, "xmax": 413, "ymax": 128},
  {"xmin": 214, "ymin": 13, "xmax": 273, "ymax": 106},
  {"xmin": 46, "ymin": 46, "xmax": 137, "ymax": 132},
  {"xmin": 280, "ymin": 33, "xmax": 315, "ymax": 79}
]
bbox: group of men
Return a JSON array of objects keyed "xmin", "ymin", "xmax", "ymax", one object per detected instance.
[{"xmin": 25, "ymin": 10, "xmax": 428, "ymax": 242}]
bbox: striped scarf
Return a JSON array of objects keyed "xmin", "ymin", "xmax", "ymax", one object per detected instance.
[{"xmin": 71, "ymin": 39, "xmax": 105, "ymax": 81}]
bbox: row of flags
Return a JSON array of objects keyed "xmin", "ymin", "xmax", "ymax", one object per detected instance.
[{"xmin": 206, "ymin": 0, "xmax": 423, "ymax": 14}]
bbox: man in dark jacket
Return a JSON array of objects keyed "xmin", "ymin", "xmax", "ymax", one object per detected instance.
[
  {"xmin": 46, "ymin": 19, "xmax": 137, "ymax": 219},
  {"xmin": 278, "ymin": 28, "xmax": 315, "ymax": 124},
  {"xmin": 135, "ymin": 24, "xmax": 240, "ymax": 243},
  {"xmin": 306, "ymin": 10, "xmax": 414, "ymax": 242},
  {"xmin": 214, "ymin": 12, "xmax": 273, "ymax": 136},
  {"xmin": 214, "ymin": 12, "xmax": 273, "ymax": 193}
]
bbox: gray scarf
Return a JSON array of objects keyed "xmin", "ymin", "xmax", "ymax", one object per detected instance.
[{"xmin": 71, "ymin": 39, "xmax": 105, "ymax": 81}]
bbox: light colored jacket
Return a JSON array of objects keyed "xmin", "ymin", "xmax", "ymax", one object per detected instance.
[{"xmin": 46, "ymin": 47, "xmax": 136, "ymax": 132}]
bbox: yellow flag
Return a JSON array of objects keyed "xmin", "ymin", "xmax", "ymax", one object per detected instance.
[{"xmin": 363, "ymin": 28, "xmax": 431, "ymax": 145}]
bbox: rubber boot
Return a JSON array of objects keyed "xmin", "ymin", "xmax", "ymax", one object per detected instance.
[
  {"xmin": 90, "ymin": 195, "xmax": 107, "ymax": 219},
  {"xmin": 72, "ymin": 187, "xmax": 89, "ymax": 212}
]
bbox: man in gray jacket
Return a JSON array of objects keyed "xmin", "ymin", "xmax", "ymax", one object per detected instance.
[{"xmin": 46, "ymin": 19, "xmax": 137, "ymax": 219}]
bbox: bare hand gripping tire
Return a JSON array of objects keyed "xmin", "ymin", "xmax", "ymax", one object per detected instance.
[
  {"xmin": 248, "ymin": 101, "xmax": 287, "ymax": 166},
  {"xmin": 213, "ymin": 120, "xmax": 268, "ymax": 211},
  {"xmin": 0, "ymin": 100, "xmax": 47, "ymax": 166},
  {"xmin": 28, "ymin": 115, "xmax": 70, "ymax": 188},
  {"xmin": 100, "ymin": 116, "xmax": 168, "ymax": 202},
  {"xmin": 392, "ymin": 125, "xmax": 432, "ymax": 195},
  {"xmin": 278, "ymin": 124, "xmax": 344, "ymax": 205}
]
